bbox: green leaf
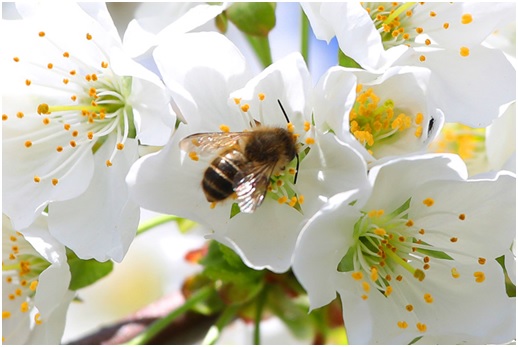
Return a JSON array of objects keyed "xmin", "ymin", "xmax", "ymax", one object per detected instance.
[
  {"xmin": 337, "ymin": 247, "xmax": 355, "ymax": 272},
  {"xmin": 201, "ymin": 242, "xmax": 264, "ymax": 285},
  {"xmin": 226, "ymin": 2, "xmax": 276, "ymax": 37},
  {"xmin": 230, "ymin": 203, "xmax": 241, "ymax": 218},
  {"xmin": 338, "ymin": 50, "xmax": 362, "ymax": 69},
  {"xmin": 67, "ymin": 249, "xmax": 113, "ymax": 290}
]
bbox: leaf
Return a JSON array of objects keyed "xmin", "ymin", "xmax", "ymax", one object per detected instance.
[
  {"xmin": 226, "ymin": 2, "xmax": 276, "ymax": 37},
  {"xmin": 337, "ymin": 247, "xmax": 355, "ymax": 272},
  {"xmin": 67, "ymin": 249, "xmax": 113, "ymax": 290}
]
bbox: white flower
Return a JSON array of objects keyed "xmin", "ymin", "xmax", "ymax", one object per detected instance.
[
  {"xmin": 302, "ymin": 2, "xmax": 516, "ymax": 126},
  {"xmin": 2, "ymin": 214, "xmax": 74, "ymax": 344},
  {"xmin": 2, "ymin": 2, "xmax": 175, "ymax": 261},
  {"xmin": 127, "ymin": 32, "xmax": 370, "ymax": 272},
  {"xmin": 314, "ymin": 65, "xmax": 443, "ymax": 162},
  {"xmin": 293, "ymin": 154, "xmax": 516, "ymax": 344},
  {"xmin": 123, "ymin": 2, "xmax": 228, "ymax": 58},
  {"xmin": 486, "ymin": 101, "xmax": 516, "ymax": 173}
]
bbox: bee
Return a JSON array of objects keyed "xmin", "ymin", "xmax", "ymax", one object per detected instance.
[{"xmin": 179, "ymin": 100, "xmax": 299, "ymax": 213}]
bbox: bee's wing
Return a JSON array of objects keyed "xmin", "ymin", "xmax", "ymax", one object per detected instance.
[
  {"xmin": 233, "ymin": 163, "xmax": 275, "ymax": 213},
  {"xmin": 179, "ymin": 132, "xmax": 250, "ymax": 157}
]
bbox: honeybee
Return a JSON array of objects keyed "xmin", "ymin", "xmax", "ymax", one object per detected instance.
[{"xmin": 179, "ymin": 100, "xmax": 299, "ymax": 213}]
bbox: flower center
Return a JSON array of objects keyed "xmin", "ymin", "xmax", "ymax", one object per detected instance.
[
  {"xmin": 337, "ymin": 196, "xmax": 489, "ymax": 334},
  {"xmin": 428, "ymin": 123, "xmax": 487, "ymax": 174},
  {"xmin": 5, "ymin": 30, "xmax": 135, "ymax": 187},
  {"xmin": 3, "ymin": 230, "xmax": 50, "ymax": 327},
  {"xmin": 363, "ymin": 2, "xmax": 418, "ymax": 49},
  {"xmin": 349, "ymin": 84, "xmax": 423, "ymax": 156}
]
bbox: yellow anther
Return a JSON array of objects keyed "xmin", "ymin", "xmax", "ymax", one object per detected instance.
[
  {"xmin": 405, "ymin": 304, "xmax": 414, "ymax": 312},
  {"xmin": 240, "ymin": 104, "xmax": 250, "ymax": 112},
  {"xmin": 233, "ymin": 98, "xmax": 241, "ymax": 105},
  {"xmin": 478, "ymin": 257, "xmax": 486, "ymax": 265},
  {"xmin": 422, "ymin": 198, "xmax": 434, "ymax": 207},
  {"xmin": 2, "ymin": 311, "xmax": 11, "ymax": 319},
  {"xmin": 13, "ymin": 56, "xmax": 20, "ymax": 62},
  {"xmin": 397, "ymin": 321, "xmax": 408, "ymax": 329},
  {"xmin": 414, "ymin": 269, "xmax": 425, "ymax": 281},
  {"xmin": 116, "ymin": 143, "xmax": 124, "ymax": 150},
  {"xmin": 362, "ymin": 281, "xmax": 370, "ymax": 292},
  {"xmin": 451, "ymin": 268, "xmax": 460, "ymax": 278},
  {"xmin": 384, "ymin": 286, "xmax": 393, "ymax": 297},
  {"xmin": 51, "ymin": 178, "xmax": 59, "ymax": 186},
  {"xmin": 277, "ymin": 196, "xmax": 288, "ymax": 204},
  {"xmin": 219, "ymin": 124, "xmax": 230, "ymax": 132},
  {"xmin": 351, "ymin": 272, "xmax": 363, "ymax": 281},
  {"xmin": 258, "ymin": 93, "xmax": 265, "ymax": 101},
  {"xmin": 86, "ymin": 33, "xmax": 92, "ymax": 40},
  {"xmin": 287, "ymin": 122, "xmax": 295, "ymax": 133},
  {"xmin": 473, "ymin": 271, "xmax": 486, "ymax": 283},
  {"xmin": 361, "ymin": 294, "xmax": 368, "ymax": 300},
  {"xmin": 305, "ymin": 137, "xmax": 315, "ymax": 145},
  {"xmin": 101, "ymin": 61, "xmax": 109, "ymax": 68},
  {"xmin": 298, "ymin": 195, "xmax": 304, "ymax": 204},
  {"xmin": 63, "ymin": 52, "xmax": 70, "ymax": 58},
  {"xmin": 30, "ymin": 281, "xmax": 38, "ymax": 291},
  {"xmin": 461, "ymin": 13, "xmax": 473, "ymax": 24},
  {"xmin": 414, "ymin": 126, "xmax": 423, "ymax": 138},
  {"xmin": 38, "ymin": 31, "xmax": 45, "ymax": 37},
  {"xmin": 458, "ymin": 213, "xmax": 466, "ymax": 220},
  {"xmin": 370, "ymin": 267, "xmax": 379, "ymax": 281},
  {"xmin": 304, "ymin": 121, "xmax": 311, "ymax": 132},
  {"xmin": 450, "ymin": 237, "xmax": 458, "ymax": 243},
  {"xmin": 288, "ymin": 196, "xmax": 298, "ymax": 207},
  {"xmin": 189, "ymin": 152, "xmax": 199, "ymax": 161},
  {"xmin": 106, "ymin": 160, "xmax": 113, "ymax": 167},
  {"xmin": 210, "ymin": 202, "xmax": 217, "ymax": 209},
  {"xmin": 2, "ymin": 114, "xmax": 8, "ymax": 121},
  {"xmin": 20, "ymin": 302, "xmax": 29, "ymax": 313},
  {"xmin": 405, "ymin": 219, "xmax": 414, "ymax": 227},
  {"xmin": 34, "ymin": 313, "xmax": 42, "ymax": 325},
  {"xmin": 416, "ymin": 322, "xmax": 427, "ymax": 333},
  {"xmin": 423, "ymin": 293, "xmax": 434, "ymax": 303},
  {"xmin": 443, "ymin": 22, "xmax": 450, "ymax": 29},
  {"xmin": 374, "ymin": 228, "xmax": 386, "ymax": 236},
  {"xmin": 17, "ymin": 112, "xmax": 24, "ymax": 118},
  {"xmin": 429, "ymin": 11, "xmax": 436, "ymax": 17},
  {"xmin": 33, "ymin": 176, "xmax": 41, "ymax": 183},
  {"xmin": 69, "ymin": 70, "xmax": 76, "ymax": 76},
  {"xmin": 24, "ymin": 140, "xmax": 32, "ymax": 148},
  {"xmin": 415, "ymin": 27, "xmax": 424, "ymax": 34},
  {"xmin": 70, "ymin": 140, "xmax": 77, "ymax": 147},
  {"xmin": 26, "ymin": 79, "xmax": 32, "ymax": 86},
  {"xmin": 460, "ymin": 47, "xmax": 470, "ymax": 57}
]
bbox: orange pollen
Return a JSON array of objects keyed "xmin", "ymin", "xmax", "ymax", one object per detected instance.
[
  {"xmin": 458, "ymin": 213, "xmax": 466, "ymax": 220},
  {"xmin": 429, "ymin": 11, "xmax": 436, "ymax": 17},
  {"xmin": 24, "ymin": 140, "xmax": 32, "ymax": 148},
  {"xmin": 451, "ymin": 267, "xmax": 460, "ymax": 278},
  {"xmin": 424, "ymin": 293, "xmax": 434, "ymax": 303},
  {"xmin": 47, "ymin": 63, "xmax": 53, "ymax": 69},
  {"xmin": 460, "ymin": 47, "xmax": 470, "ymax": 57},
  {"xmin": 33, "ymin": 176, "xmax": 41, "ymax": 183},
  {"xmin": 63, "ymin": 52, "xmax": 70, "ymax": 58},
  {"xmin": 2, "ymin": 114, "xmax": 8, "ymax": 121},
  {"xmin": 56, "ymin": 146, "xmax": 63, "ymax": 152},
  {"xmin": 25, "ymin": 79, "xmax": 32, "ymax": 86},
  {"xmin": 240, "ymin": 104, "xmax": 250, "ymax": 112},
  {"xmin": 419, "ymin": 55, "xmax": 426, "ymax": 62},
  {"xmin": 43, "ymin": 118, "xmax": 50, "ymax": 125},
  {"xmin": 70, "ymin": 140, "xmax": 77, "ymax": 147},
  {"xmin": 461, "ymin": 13, "xmax": 473, "ymax": 24},
  {"xmin": 86, "ymin": 33, "xmax": 92, "ymax": 40},
  {"xmin": 397, "ymin": 321, "xmax": 409, "ymax": 329},
  {"xmin": 258, "ymin": 93, "xmax": 265, "ymax": 101},
  {"xmin": 71, "ymin": 95, "xmax": 77, "ymax": 101},
  {"xmin": 101, "ymin": 61, "xmax": 109, "ymax": 68},
  {"xmin": 64, "ymin": 124, "xmax": 71, "ymax": 131},
  {"xmin": 425, "ymin": 39, "xmax": 431, "ymax": 46},
  {"xmin": 478, "ymin": 257, "xmax": 486, "ymax": 265},
  {"xmin": 423, "ymin": 198, "xmax": 434, "ymax": 206},
  {"xmin": 69, "ymin": 70, "xmax": 76, "ymax": 76},
  {"xmin": 38, "ymin": 31, "xmax": 45, "ymax": 37},
  {"xmin": 13, "ymin": 56, "xmax": 20, "ymax": 62},
  {"xmin": 450, "ymin": 237, "xmax": 458, "ymax": 243},
  {"xmin": 72, "ymin": 130, "xmax": 79, "ymax": 137},
  {"xmin": 51, "ymin": 178, "xmax": 59, "ymax": 186},
  {"xmin": 117, "ymin": 143, "xmax": 124, "ymax": 150},
  {"xmin": 87, "ymin": 132, "xmax": 94, "ymax": 140},
  {"xmin": 416, "ymin": 27, "xmax": 424, "ymax": 34},
  {"xmin": 406, "ymin": 304, "xmax": 414, "ymax": 312},
  {"xmin": 106, "ymin": 160, "xmax": 113, "ymax": 167},
  {"xmin": 417, "ymin": 322, "xmax": 427, "ymax": 333},
  {"xmin": 474, "ymin": 271, "xmax": 485, "ymax": 283},
  {"xmin": 443, "ymin": 22, "xmax": 450, "ymax": 29}
]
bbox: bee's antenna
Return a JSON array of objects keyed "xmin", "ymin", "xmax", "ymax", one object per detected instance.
[{"xmin": 278, "ymin": 99, "xmax": 300, "ymax": 185}]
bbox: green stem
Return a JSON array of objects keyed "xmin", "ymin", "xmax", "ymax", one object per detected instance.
[
  {"xmin": 246, "ymin": 34, "xmax": 273, "ymax": 68},
  {"xmin": 300, "ymin": 6, "xmax": 310, "ymax": 65},
  {"xmin": 125, "ymin": 286, "xmax": 214, "ymax": 345},
  {"xmin": 253, "ymin": 287, "xmax": 268, "ymax": 345},
  {"xmin": 136, "ymin": 215, "xmax": 182, "ymax": 235},
  {"xmin": 202, "ymin": 305, "xmax": 239, "ymax": 345}
]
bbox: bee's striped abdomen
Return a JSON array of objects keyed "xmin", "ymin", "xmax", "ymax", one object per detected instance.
[{"xmin": 202, "ymin": 149, "xmax": 246, "ymax": 202}]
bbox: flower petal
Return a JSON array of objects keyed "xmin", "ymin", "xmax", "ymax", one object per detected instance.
[{"xmin": 48, "ymin": 137, "xmax": 140, "ymax": 262}]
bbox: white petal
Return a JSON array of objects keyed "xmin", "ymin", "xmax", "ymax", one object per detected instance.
[
  {"xmin": 397, "ymin": 46, "xmax": 516, "ymax": 126},
  {"xmin": 312, "ymin": 66, "xmax": 357, "ymax": 137},
  {"xmin": 410, "ymin": 172, "xmax": 516, "ymax": 261},
  {"xmin": 299, "ymin": 3, "xmax": 335, "ymax": 43},
  {"xmin": 48, "ymin": 137, "xmax": 140, "ymax": 262},
  {"xmin": 486, "ymin": 102, "xmax": 516, "ymax": 172},
  {"xmin": 365, "ymin": 154, "xmax": 467, "ymax": 212},
  {"xmin": 297, "ymin": 133, "xmax": 370, "ymax": 213},
  {"xmin": 153, "ymin": 32, "xmax": 251, "ymax": 128},
  {"xmin": 293, "ymin": 191, "xmax": 365, "ymax": 310},
  {"xmin": 211, "ymin": 200, "xmax": 304, "ymax": 273}
]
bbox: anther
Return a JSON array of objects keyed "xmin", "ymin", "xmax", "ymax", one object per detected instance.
[
  {"xmin": 63, "ymin": 52, "xmax": 70, "ymax": 58},
  {"xmin": 397, "ymin": 321, "xmax": 408, "ymax": 329},
  {"xmin": 458, "ymin": 213, "xmax": 466, "ymax": 220},
  {"xmin": 56, "ymin": 146, "xmax": 63, "ymax": 152},
  {"xmin": 106, "ymin": 160, "xmax": 112, "ymax": 167},
  {"xmin": 450, "ymin": 237, "xmax": 458, "ymax": 242},
  {"xmin": 70, "ymin": 140, "xmax": 77, "ymax": 147},
  {"xmin": 352, "ymin": 272, "xmax": 364, "ymax": 281},
  {"xmin": 419, "ymin": 55, "xmax": 426, "ymax": 62},
  {"xmin": 451, "ymin": 267, "xmax": 460, "ymax": 278},
  {"xmin": 460, "ymin": 47, "xmax": 470, "ymax": 57},
  {"xmin": 24, "ymin": 141, "xmax": 32, "ymax": 148},
  {"xmin": 423, "ymin": 293, "xmax": 433, "ymax": 303},
  {"xmin": 13, "ymin": 57, "xmax": 20, "ymax": 62},
  {"xmin": 219, "ymin": 124, "xmax": 230, "ymax": 132},
  {"xmin": 26, "ymin": 79, "xmax": 31, "ymax": 86},
  {"xmin": 233, "ymin": 98, "xmax": 241, "ymax": 105},
  {"xmin": 461, "ymin": 13, "xmax": 473, "ymax": 24},
  {"xmin": 189, "ymin": 152, "xmax": 199, "ymax": 161},
  {"xmin": 2, "ymin": 114, "xmax": 8, "ymax": 121},
  {"xmin": 478, "ymin": 257, "xmax": 486, "ymax": 265},
  {"xmin": 38, "ymin": 31, "xmax": 45, "ymax": 37},
  {"xmin": 240, "ymin": 104, "xmax": 250, "ymax": 112},
  {"xmin": 51, "ymin": 178, "xmax": 59, "ymax": 186},
  {"xmin": 86, "ymin": 33, "xmax": 92, "ymax": 40},
  {"xmin": 474, "ymin": 271, "xmax": 485, "ymax": 283},
  {"xmin": 423, "ymin": 198, "xmax": 434, "ymax": 206},
  {"xmin": 101, "ymin": 61, "xmax": 109, "ymax": 68},
  {"xmin": 406, "ymin": 304, "xmax": 414, "ymax": 312},
  {"xmin": 47, "ymin": 63, "xmax": 53, "ymax": 69},
  {"xmin": 33, "ymin": 176, "xmax": 41, "ymax": 183},
  {"xmin": 416, "ymin": 322, "xmax": 427, "ymax": 333},
  {"xmin": 258, "ymin": 93, "xmax": 265, "ymax": 101},
  {"xmin": 277, "ymin": 196, "xmax": 288, "ymax": 204},
  {"xmin": 43, "ymin": 118, "xmax": 50, "ymax": 125},
  {"xmin": 305, "ymin": 137, "xmax": 315, "ymax": 145}
]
